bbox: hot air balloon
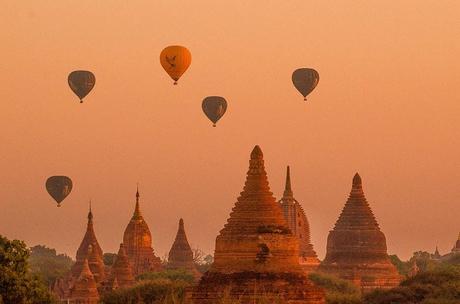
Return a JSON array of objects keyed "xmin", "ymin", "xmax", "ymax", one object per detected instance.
[
  {"xmin": 202, "ymin": 96, "xmax": 227, "ymax": 127},
  {"xmin": 160, "ymin": 46, "xmax": 191, "ymax": 85},
  {"xmin": 68, "ymin": 70, "xmax": 96, "ymax": 103},
  {"xmin": 46, "ymin": 176, "xmax": 73, "ymax": 207},
  {"xmin": 292, "ymin": 68, "xmax": 319, "ymax": 101}
]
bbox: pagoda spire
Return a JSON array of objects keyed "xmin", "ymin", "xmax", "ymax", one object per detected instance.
[
  {"xmin": 283, "ymin": 166, "xmax": 294, "ymax": 198},
  {"xmin": 333, "ymin": 172, "xmax": 379, "ymax": 231},
  {"xmin": 88, "ymin": 200, "xmax": 93, "ymax": 221},
  {"xmin": 133, "ymin": 184, "xmax": 142, "ymax": 219}
]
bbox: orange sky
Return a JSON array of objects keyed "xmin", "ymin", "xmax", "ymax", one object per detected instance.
[{"xmin": 1, "ymin": 1, "xmax": 459, "ymax": 260}]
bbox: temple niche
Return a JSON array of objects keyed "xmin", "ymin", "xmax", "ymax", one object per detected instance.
[
  {"xmin": 167, "ymin": 218, "xmax": 201, "ymax": 279},
  {"xmin": 319, "ymin": 173, "xmax": 401, "ymax": 291},
  {"xmin": 192, "ymin": 146, "xmax": 325, "ymax": 304},
  {"xmin": 279, "ymin": 166, "xmax": 320, "ymax": 273},
  {"xmin": 122, "ymin": 188, "xmax": 163, "ymax": 276}
]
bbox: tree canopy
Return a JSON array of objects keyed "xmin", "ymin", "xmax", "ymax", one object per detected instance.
[
  {"xmin": 0, "ymin": 235, "xmax": 55, "ymax": 304},
  {"xmin": 29, "ymin": 245, "xmax": 73, "ymax": 286}
]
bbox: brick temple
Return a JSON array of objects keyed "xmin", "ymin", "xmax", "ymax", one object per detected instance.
[
  {"xmin": 279, "ymin": 166, "xmax": 320, "ymax": 273},
  {"xmin": 192, "ymin": 146, "xmax": 325, "ymax": 304},
  {"xmin": 319, "ymin": 173, "xmax": 401, "ymax": 291}
]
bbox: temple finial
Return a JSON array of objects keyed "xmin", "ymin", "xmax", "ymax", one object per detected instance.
[
  {"xmin": 283, "ymin": 166, "xmax": 293, "ymax": 198},
  {"xmin": 133, "ymin": 185, "xmax": 141, "ymax": 218},
  {"xmin": 250, "ymin": 145, "xmax": 263, "ymax": 160},
  {"xmin": 88, "ymin": 199, "xmax": 93, "ymax": 220},
  {"xmin": 352, "ymin": 173, "xmax": 362, "ymax": 189}
]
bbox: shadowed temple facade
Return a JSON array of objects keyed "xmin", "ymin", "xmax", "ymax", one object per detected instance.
[
  {"xmin": 319, "ymin": 173, "xmax": 401, "ymax": 291},
  {"xmin": 192, "ymin": 146, "xmax": 325, "ymax": 303}
]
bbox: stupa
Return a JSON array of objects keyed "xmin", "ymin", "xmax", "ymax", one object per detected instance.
[
  {"xmin": 279, "ymin": 166, "xmax": 320, "ymax": 273},
  {"xmin": 319, "ymin": 173, "xmax": 401, "ymax": 291},
  {"xmin": 122, "ymin": 187, "xmax": 162, "ymax": 275},
  {"xmin": 107, "ymin": 243, "xmax": 135, "ymax": 290},
  {"xmin": 192, "ymin": 146, "xmax": 325, "ymax": 304},
  {"xmin": 71, "ymin": 203, "xmax": 105, "ymax": 283},
  {"xmin": 167, "ymin": 218, "xmax": 201, "ymax": 279},
  {"xmin": 69, "ymin": 258, "xmax": 100, "ymax": 304}
]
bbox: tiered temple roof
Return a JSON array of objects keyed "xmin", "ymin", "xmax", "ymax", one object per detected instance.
[
  {"xmin": 167, "ymin": 218, "xmax": 201, "ymax": 279},
  {"xmin": 107, "ymin": 243, "xmax": 135, "ymax": 290},
  {"xmin": 319, "ymin": 173, "xmax": 401, "ymax": 291},
  {"xmin": 279, "ymin": 166, "xmax": 320, "ymax": 272},
  {"xmin": 69, "ymin": 259, "xmax": 100, "ymax": 304},
  {"xmin": 192, "ymin": 146, "xmax": 325, "ymax": 304},
  {"xmin": 122, "ymin": 188, "xmax": 162, "ymax": 275},
  {"xmin": 70, "ymin": 204, "xmax": 105, "ymax": 283}
]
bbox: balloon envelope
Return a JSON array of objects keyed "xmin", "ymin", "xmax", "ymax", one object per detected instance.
[
  {"xmin": 68, "ymin": 70, "xmax": 96, "ymax": 103},
  {"xmin": 292, "ymin": 68, "xmax": 319, "ymax": 100},
  {"xmin": 160, "ymin": 46, "xmax": 191, "ymax": 84},
  {"xmin": 46, "ymin": 176, "xmax": 73, "ymax": 207},
  {"xmin": 202, "ymin": 96, "xmax": 227, "ymax": 127}
]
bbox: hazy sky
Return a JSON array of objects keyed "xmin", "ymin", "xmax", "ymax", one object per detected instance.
[{"xmin": 1, "ymin": 1, "xmax": 459, "ymax": 261}]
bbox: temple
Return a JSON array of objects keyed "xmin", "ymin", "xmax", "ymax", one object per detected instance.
[
  {"xmin": 192, "ymin": 146, "xmax": 325, "ymax": 303},
  {"xmin": 279, "ymin": 166, "xmax": 320, "ymax": 273},
  {"xmin": 68, "ymin": 259, "xmax": 100, "ymax": 304},
  {"xmin": 167, "ymin": 218, "xmax": 201, "ymax": 279},
  {"xmin": 319, "ymin": 173, "xmax": 401, "ymax": 291},
  {"xmin": 122, "ymin": 187, "xmax": 162, "ymax": 275},
  {"xmin": 70, "ymin": 203, "xmax": 105, "ymax": 283},
  {"xmin": 107, "ymin": 243, "xmax": 135, "ymax": 290}
]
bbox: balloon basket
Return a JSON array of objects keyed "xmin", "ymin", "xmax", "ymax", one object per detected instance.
[
  {"xmin": 57, "ymin": 204, "xmax": 61, "ymax": 207},
  {"xmin": 173, "ymin": 81, "xmax": 178, "ymax": 85},
  {"xmin": 213, "ymin": 124, "xmax": 216, "ymax": 127},
  {"xmin": 303, "ymin": 97, "xmax": 307, "ymax": 101},
  {"xmin": 80, "ymin": 100, "xmax": 83, "ymax": 103}
]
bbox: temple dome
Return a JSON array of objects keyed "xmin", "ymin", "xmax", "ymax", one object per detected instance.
[{"xmin": 122, "ymin": 187, "xmax": 162, "ymax": 275}]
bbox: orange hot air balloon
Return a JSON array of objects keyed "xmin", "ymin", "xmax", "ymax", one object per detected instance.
[{"xmin": 160, "ymin": 45, "xmax": 191, "ymax": 85}]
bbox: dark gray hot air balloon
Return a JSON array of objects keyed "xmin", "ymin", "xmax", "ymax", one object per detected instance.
[
  {"xmin": 202, "ymin": 96, "xmax": 227, "ymax": 127},
  {"xmin": 292, "ymin": 68, "xmax": 319, "ymax": 101},
  {"xmin": 46, "ymin": 176, "xmax": 73, "ymax": 207},
  {"xmin": 68, "ymin": 70, "xmax": 96, "ymax": 103}
]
